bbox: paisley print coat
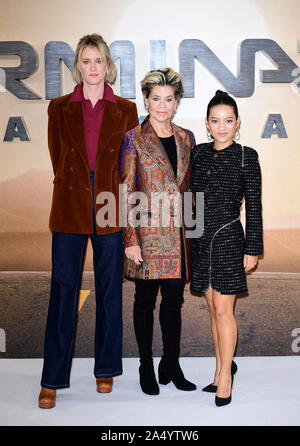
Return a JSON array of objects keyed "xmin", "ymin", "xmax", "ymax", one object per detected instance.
[{"xmin": 119, "ymin": 116, "xmax": 195, "ymax": 280}]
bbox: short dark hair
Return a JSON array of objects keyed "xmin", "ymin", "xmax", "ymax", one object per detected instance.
[{"xmin": 207, "ymin": 90, "xmax": 239, "ymax": 119}]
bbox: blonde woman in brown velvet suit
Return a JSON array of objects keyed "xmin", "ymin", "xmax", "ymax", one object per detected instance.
[{"xmin": 38, "ymin": 34, "xmax": 138, "ymax": 408}]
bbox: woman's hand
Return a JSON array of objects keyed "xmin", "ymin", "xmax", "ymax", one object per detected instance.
[
  {"xmin": 244, "ymin": 254, "xmax": 258, "ymax": 272},
  {"xmin": 125, "ymin": 245, "xmax": 143, "ymax": 265}
]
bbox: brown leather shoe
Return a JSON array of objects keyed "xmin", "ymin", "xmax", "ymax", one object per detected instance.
[
  {"xmin": 38, "ymin": 387, "xmax": 56, "ymax": 409},
  {"xmin": 96, "ymin": 377, "xmax": 113, "ymax": 393}
]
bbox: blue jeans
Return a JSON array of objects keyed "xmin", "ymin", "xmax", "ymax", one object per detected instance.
[{"xmin": 41, "ymin": 172, "xmax": 123, "ymax": 389}]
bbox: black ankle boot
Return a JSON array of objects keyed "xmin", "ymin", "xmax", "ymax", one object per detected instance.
[
  {"xmin": 158, "ymin": 357, "xmax": 196, "ymax": 391},
  {"xmin": 139, "ymin": 360, "xmax": 159, "ymax": 395}
]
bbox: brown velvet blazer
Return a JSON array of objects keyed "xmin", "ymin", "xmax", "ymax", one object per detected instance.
[{"xmin": 47, "ymin": 89, "xmax": 138, "ymax": 234}]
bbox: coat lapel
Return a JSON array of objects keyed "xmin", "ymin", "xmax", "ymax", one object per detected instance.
[
  {"xmin": 62, "ymin": 100, "xmax": 89, "ymax": 169},
  {"xmin": 139, "ymin": 118, "xmax": 191, "ymax": 186},
  {"xmin": 62, "ymin": 96, "xmax": 122, "ymax": 169},
  {"xmin": 96, "ymin": 100, "xmax": 122, "ymax": 163},
  {"xmin": 140, "ymin": 118, "xmax": 176, "ymax": 183},
  {"xmin": 172, "ymin": 123, "xmax": 191, "ymax": 186}
]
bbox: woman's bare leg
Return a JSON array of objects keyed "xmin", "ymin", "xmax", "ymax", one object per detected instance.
[
  {"xmin": 203, "ymin": 286, "xmax": 221, "ymax": 385},
  {"xmin": 212, "ymin": 291, "xmax": 237, "ymax": 398}
]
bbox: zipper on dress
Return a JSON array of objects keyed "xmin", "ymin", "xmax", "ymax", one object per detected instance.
[{"xmin": 208, "ymin": 217, "xmax": 240, "ymax": 288}]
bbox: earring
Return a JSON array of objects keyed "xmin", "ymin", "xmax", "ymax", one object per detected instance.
[
  {"xmin": 206, "ymin": 129, "xmax": 213, "ymax": 141},
  {"xmin": 235, "ymin": 130, "xmax": 240, "ymax": 141}
]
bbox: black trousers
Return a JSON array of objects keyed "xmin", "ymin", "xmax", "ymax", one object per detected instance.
[
  {"xmin": 134, "ymin": 278, "xmax": 185, "ymax": 312},
  {"xmin": 133, "ymin": 278, "xmax": 186, "ymax": 364}
]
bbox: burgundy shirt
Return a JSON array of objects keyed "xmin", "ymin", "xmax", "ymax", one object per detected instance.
[{"xmin": 70, "ymin": 82, "xmax": 117, "ymax": 171}]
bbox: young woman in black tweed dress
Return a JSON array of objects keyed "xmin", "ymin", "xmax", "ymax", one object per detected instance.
[{"xmin": 191, "ymin": 91, "xmax": 263, "ymax": 406}]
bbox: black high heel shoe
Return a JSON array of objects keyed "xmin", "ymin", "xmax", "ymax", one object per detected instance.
[
  {"xmin": 215, "ymin": 369, "xmax": 235, "ymax": 407},
  {"xmin": 202, "ymin": 360, "xmax": 238, "ymax": 393}
]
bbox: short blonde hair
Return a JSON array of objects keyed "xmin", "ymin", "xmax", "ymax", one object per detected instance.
[
  {"xmin": 72, "ymin": 34, "xmax": 116, "ymax": 85},
  {"xmin": 141, "ymin": 67, "xmax": 184, "ymax": 101}
]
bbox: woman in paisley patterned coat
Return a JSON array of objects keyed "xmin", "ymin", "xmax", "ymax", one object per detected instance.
[
  {"xmin": 191, "ymin": 91, "xmax": 263, "ymax": 406},
  {"xmin": 119, "ymin": 68, "xmax": 196, "ymax": 395}
]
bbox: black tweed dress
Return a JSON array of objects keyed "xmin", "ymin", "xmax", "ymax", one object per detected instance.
[{"xmin": 190, "ymin": 142, "xmax": 263, "ymax": 295}]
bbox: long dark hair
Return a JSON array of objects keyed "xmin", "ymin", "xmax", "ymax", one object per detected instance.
[{"xmin": 206, "ymin": 90, "xmax": 239, "ymax": 119}]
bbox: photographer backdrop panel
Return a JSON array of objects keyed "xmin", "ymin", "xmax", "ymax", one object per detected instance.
[{"xmin": 0, "ymin": 0, "xmax": 299, "ymax": 358}]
